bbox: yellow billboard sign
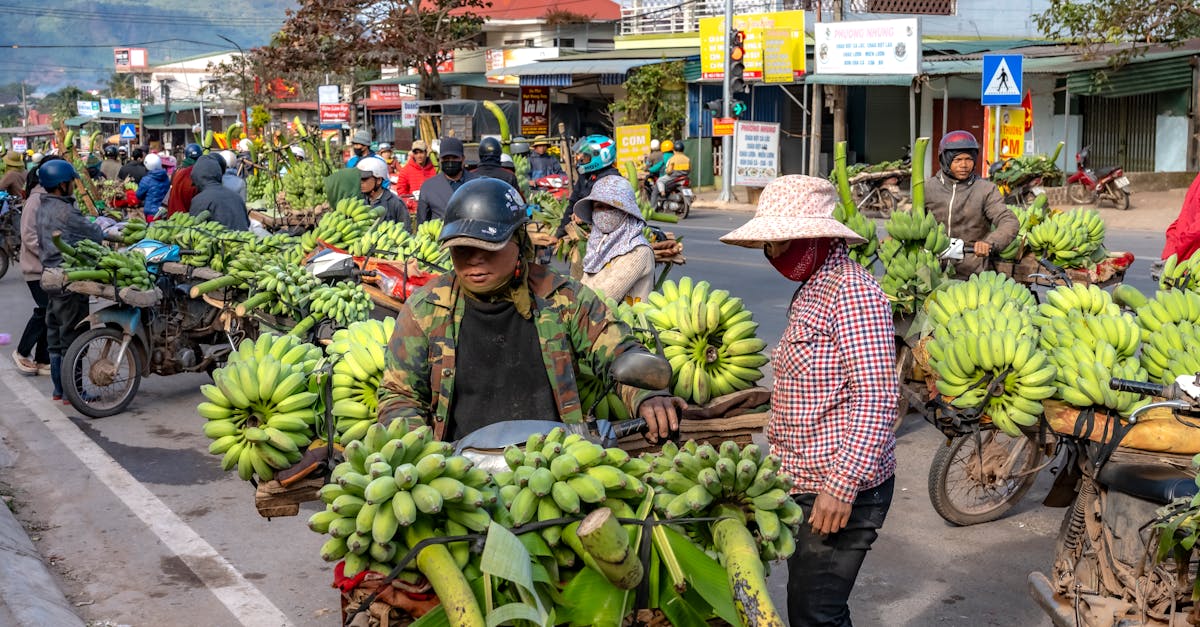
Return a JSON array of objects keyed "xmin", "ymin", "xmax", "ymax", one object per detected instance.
[
  {"xmin": 984, "ymin": 106, "xmax": 1026, "ymax": 166},
  {"xmin": 615, "ymin": 124, "xmax": 652, "ymax": 171},
  {"xmin": 700, "ymin": 11, "xmax": 806, "ymax": 81}
]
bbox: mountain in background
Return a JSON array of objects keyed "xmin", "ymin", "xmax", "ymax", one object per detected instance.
[{"xmin": 0, "ymin": 0, "xmax": 296, "ymax": 94}]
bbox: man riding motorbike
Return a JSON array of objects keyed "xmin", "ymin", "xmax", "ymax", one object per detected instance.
[
  {"xmin": 924, "ymin": 130, "xmax": 1018, "ymax": 278},
  {"xmin": 472, "ymin": 137, "xmax": 521, "ymax": 190},
  {"xmin": 378, "ymin": 178, "xmax": 684, "ymax": 443}
]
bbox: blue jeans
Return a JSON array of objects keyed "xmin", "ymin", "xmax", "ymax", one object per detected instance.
[{"xmin": 787, "ymin": 475, "xmax": 895, "ymax": 627}]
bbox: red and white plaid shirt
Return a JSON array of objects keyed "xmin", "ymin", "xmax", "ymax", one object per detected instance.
[{"xmin": 767, "ymin": 243, "xmax": 898, "ymax": 504}]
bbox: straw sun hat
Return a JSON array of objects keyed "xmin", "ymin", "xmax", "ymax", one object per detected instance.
[{"xmin": 719, "ymin": 175, "xmax": 866, "ymax": 248}]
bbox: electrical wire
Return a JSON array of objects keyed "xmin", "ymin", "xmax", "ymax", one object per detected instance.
[
  {"xmin": 0, "ymin": 3, "xmax": 285, "ymax": 27},
  {"xmin": 2, "ymin": 38, "xmax": 230, "ymax": 50}
]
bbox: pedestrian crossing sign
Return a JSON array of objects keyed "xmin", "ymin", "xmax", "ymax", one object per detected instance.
[
  {"xmin": 981, "ymin": 54, "xmax": 1022, "ymax": 106},
  {"xmin": 119, "ymin": 123, "xmax": 137, "ymax": 140}
]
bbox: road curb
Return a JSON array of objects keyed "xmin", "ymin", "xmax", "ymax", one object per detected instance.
[{"xmin": 0, "ymin": 485, "xmax": 84, "ymax": 627}]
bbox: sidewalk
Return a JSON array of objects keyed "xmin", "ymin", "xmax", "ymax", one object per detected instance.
[
  {"xmin": 691, "ymin": 186, "xmax": 1186, "ymax": 233},
  {"xmin": 0, "ymin": 490, "xmax": 85, "ymax": 627}
]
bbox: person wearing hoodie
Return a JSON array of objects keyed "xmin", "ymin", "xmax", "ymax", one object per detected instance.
[
  {"xmin": 395, "ymin": 140, "xmax": 436, "ymax": 196},
  {"xmin": 36, "ymin": 160, "xmax": 103, "ymax": 401},
  {"xmin": 117, "ymin": 146, "xmax": 148, "ymax": 183},
  {"xmin": 166, "ymin": 143, "xmax": 202, "ymax": 217},
  {"xmin": 219, "ymin": 150, "xmax": 248, "ymax": 201},
  {"xmin": 135, "ymin": 153, "xmax": 171, "ymax": 219},
  {"xmin": 471, "ymin": 137, "xmax": 521, "ymax": 190},
  {"xmin": 190, "ymin": 154, "xmax": 249, "ymax": 230}
]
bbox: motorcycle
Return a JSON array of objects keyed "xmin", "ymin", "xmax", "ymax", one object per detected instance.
[
  {"xmin": 651, "ymin": 170, "xmax": 694, "ymax": 219},
  {"xmin": 0, "ymin": 191, "xmax": 22, "ymax": 280},
  {"xmin": 1028, "ymin": 375, "xmax": 1200, "ymax": 626},
  {"xmin": 62, "ymin": 239, "xmax": 249, "ymax": 418},
  {"xmin": 1067, "ymin": 146, "xmax": 1131, "ymax": 210},
  {"xmin": 532, "ymin": 173, "xmax": 571, "ymax": 201}
]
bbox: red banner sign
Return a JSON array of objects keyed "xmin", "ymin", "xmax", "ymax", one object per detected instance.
[
  {"xmin": 370, "ymin": 85, "xmax": 403, "ymax": 101},
  {"xmin": 319, "ymin": 103, "xmax": 350, "ymax": 124},
  {"xmin": 712, "ymin": 117, "xmax": 736, "ymax": 137},
  {"xmin": 520, "ymin": 86, "xmax": 550, "ymax": 137}
]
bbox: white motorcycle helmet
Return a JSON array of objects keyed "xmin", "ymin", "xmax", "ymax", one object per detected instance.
[
  {"xmin": 356, "ymin": 156, "xmax": 389, "ymax": 181},
  {"xmin": 144, "ymin": 153, "xmax": 162, "ymax": 171},
  {"xmin": 650, "ymin": 139, "xmax": 660, "ymax": 151}
]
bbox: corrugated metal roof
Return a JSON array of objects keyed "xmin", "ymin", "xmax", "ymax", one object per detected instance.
[
  {"xmin": 806, "ymin": 74, "xmax": 914, "ymax": 86},
  {"xmin": 1067, "ymin": 55, "xmax": 1195, "ymax": 97}
]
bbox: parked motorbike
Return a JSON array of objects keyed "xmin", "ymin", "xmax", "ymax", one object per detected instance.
[
  {"xmin": 1067, "ymin": 146, "xmax": 1131, "ymax": 210},
  {"xmin": 532, "ymin": 173, "xmax": 571, "ymax": 201},
  {"xmin": 62, "ymin": 239, "xmax": 248, "ymax": 418},
  {"xmin": 1028, "ymin": 375, "xmax": 1200, "ymax": 626},
  {"xmin": 652, "ymin": 170, "xmax": 694, "ymax": 219},
  {"xmin": 0, "ymin": 191, "xmax": 22, "ymax": 279}
]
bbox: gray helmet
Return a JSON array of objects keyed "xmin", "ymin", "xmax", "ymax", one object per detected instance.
[
  {"xmin": 351, "ymin": 130, "xmax": 372, "ymax": 146},
  {"xmin": 439, "ymin": 178, "xmax": 528, "ymax": 248}
]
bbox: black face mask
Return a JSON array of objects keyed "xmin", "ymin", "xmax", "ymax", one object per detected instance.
[
  {"xmin": 441, "ymin": 160, "xmax": 463, "ymax": 177},
  {"xmin": 353, "ymin": 146, "xmax": 368, "ymax": 157}
]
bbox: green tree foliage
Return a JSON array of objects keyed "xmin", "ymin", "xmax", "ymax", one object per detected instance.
[
  {"xmin": 609, "ymin": 61, "xmax": 687, "ymax": 141},
  {"xmin": 1036, "ymin": 1, "xmax": 1200, "ymax": 65},
  {"xmin": 38, "ymin": 86, "xmax": 94, "ymax": 124}
]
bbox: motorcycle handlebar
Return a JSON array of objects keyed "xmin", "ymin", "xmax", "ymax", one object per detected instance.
[{"xmin": 1109, "ymin": 378, "xmax": 1168, "ymax": 398}]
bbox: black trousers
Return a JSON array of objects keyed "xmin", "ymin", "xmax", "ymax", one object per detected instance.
[
  {"xmin": 46, "ymin": 292, "xmax": 89, "ymax": 355},
  {"xmin": 18, "ymin": 280, "xmax": 49, "ymax": 363},
  {"xmin": 787, "ymin": 475, "xmax": 895, "ymax": 627}
]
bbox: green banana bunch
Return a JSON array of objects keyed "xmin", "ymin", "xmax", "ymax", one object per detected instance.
[
  {"xmin": 293, "ymin": 197, "xmax": 384, "ymax": 263},
  {"xmin": 1036, "ymin": 283, "xmax": 1121, "ymax": 321},
  {"xmin": 924, "ymin": 271, "xmax": 1036, "ymax": 328},
  {"xmin": 830, "ymin": 201, "xmax": 880, "ymax": 268},
  {"xmin": 883, "ymin": 204, "xmax": 949, "ymax": 254},
  {"xmin": 349, "ymin": 219, "xmax": 411, "ymax": 257},
  {"xmin": 631, "ymin": 277, "xmax": 768, "ymax": 405},
  {"xmin": 198, "ymin": 333, "xmax": 325, "ymax": 482},
  {"xmin": 528, "ymin": 192, "xmax": 568, "ymax": 233},
  {"xmin": 281, "ymin": 159, "xmax": 327, "ymax": 210},
  {"xmin": 57, "ymin": 237, "xmax": 155, "ymax": 291},
  {"xmin": 121, "ymin": 215, "xmax": 147, "ymax": 245},
  {"xmin": 325, "ymin": 318, "xmax": 396, "ymax": 443},
  {"xmin": 308, "ymin": 281, "xmax": 373, "ymax": 327},
  {"xmin": 1130, "ymin": 290, "xmax": 1200, "ymax": 383},
  {"xmin": 497, "ymin": 426, "xmax": 650, "ymax": 556},
  {"xmin": 309, "ymin": 422, "xmax": 495, "ymax": 610},
  {"xmin": 925, "ymin": 329, "xmax": 1056, "ymax": 436},
  {"xmin": 1025, "ymin": 208, "xmax": 1105, "ymax": 268},
  {"xmin": 1038, "ymin": 310, "xmax": 1141, "ymax": 358},
  {"xmin": 1159, "ymin": 254, "xmax": 1200, "ymax": 292},
  {"xmin": 1133, "ymin": 289, "xmax": 1200, "ymax": 335},
  {"xmin": 644, "ymin": 439, "xmax": 802, "ymax": 563},
  {"xmin": 997, "ymin": 202, "xmax": 1048, "ymax": 261},
  {"xmin": 1048, "ymin": 341, "xmax": 1149, "ymax": 417},
  {"xmin": 878, "ymin": 242, "xmax": 947, "ymax": 315}
]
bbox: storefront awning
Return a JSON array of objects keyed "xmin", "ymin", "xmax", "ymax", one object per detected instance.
[
  {"xmin": 487, "ymin": 57, "xmax": 683, "ymax": 78},
  {"xmin": 364, "ymin": 73, "xmax": 495, "ymax": 88},
  {"xmin": 805, "ymin": 74, "xmax": 916, "ymax": 86},
  {"xmin": 1066, "ymin": 54, "xmax": 1195, "ymax": 97}
]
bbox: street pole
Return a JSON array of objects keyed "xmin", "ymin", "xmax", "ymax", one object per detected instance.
[
  {"xmin": 831, "ymin": 0, "xmax": 846, "ymax": 148},
  {"xmin": 718, "ymin": 0, "xmax": 734, "ymax": 202},
  {"xmin": 218, "ymin": 35, "xmax": 250, "ymax": 131}
]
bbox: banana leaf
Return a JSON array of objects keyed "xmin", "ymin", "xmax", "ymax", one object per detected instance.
[{"xmin": 661, "ymin": 525, "xmax": 739, "ymax": 625}]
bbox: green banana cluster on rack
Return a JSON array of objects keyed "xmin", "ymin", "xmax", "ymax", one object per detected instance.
[
  {"xmin": 883, "ymin": 204, "xmax": 951, "ymax": 255},
  {"xmin": 925, "ymin": 325, "xmax": 1057, "ymax": 437},
  {"xmin": 295, "ymin": 197, "xmax": 383, "ymax": 262},
  {"xmin": 121, "ymin": 215, "xmax": 148, "ymax": 245},
  {"xmin": 1025, "ymin": 208, "xmax": 1105, "ymax": 268},
  {"xmin": 143, "ymin": 210, "xmax": 230, "ymax": 268},
  {"xmin": 496, "ymin": 427, "xmax": 650, "ymax": 561},
  {"xmin": 528, "ymin": 192, "xmax": 568, "ymax": 233},
  {"xmin": 1036, "ymin": 283, "xmax": 1121, "ymax": 320},
  {"xmin": 878, "ymin": 238, "xmax": 948, "ymax": 315},
  {"xmin": 281, "ymin": 159, "xmax": 327, "ymax": 210},
  {"xmin": 1158, "ymin": 254, "xmax": 1200, "ymax": 291},
  {"xmin": 249, "ymin": 261, "xmax": 321, "ymax": 320},
  {"xmin": 998, "ymin": 200, "xmax": 1049, "ymax": 261},
  {"xmin": 1127, "ymin": 289, "xmax": 1200, "ymax": 383},
  {"xmin": 630, "ymin": 277, "xmax": 767, "ymax": 405},
  {"xmin": 309, "ymin": 281, "xmax": 373, "ymax": 327},
  {"xmin": 309, "ymin": 423, "xmax": 496, "ymax": 585},
  {"xmin": 832, "ymin": 203, "xmax": 880, "ymax": 268},
  {"xmin": 348, "ymin": 220, "xmax": 450, "ymax": 268},
  {"xmin": 198, "ymin": 333, "xmax": 325, "ymax": 482},
  {"xmin": 1048, "ymin": 341, "xmax": 1149, "ymax": 417},
  {"xmin": 1133, "ymin": 289, "xmax": 1200, "ymax": 334},
  {"xmin": 326, "ymin": 318, "xmax": 395, "ymax": 443},
  {"xmin": 59, "ymin": 239, "xmax": 155, "ymax": 291},
  {"xmin": 1039, "ymin": 311, "xmax": 1141, "ymax": 359},
  {"xmin": 924, "ymin": 271, "xmax": 1037, "ymax": 328},
  {"xmin": 644, "ymin": 440, "xmax": 802, "ymax": 562}
]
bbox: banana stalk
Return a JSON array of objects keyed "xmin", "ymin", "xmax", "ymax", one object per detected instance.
[
  {"xmin": 288, "ymin": 314, "xmax": 319, "ymax": 338},
  {"xmin": 833, "ymin": 141, "xmax": 855, "ymax": 215},
  {"xmin": 404, "ymin": 522, "xmax": 485, "ymax": 627},
  {"xmin": 66, "ymin": 270, "xmax": 111, "ymax": 282},
  {"xmin": 711, "ymin": 504, "xmax": 785, "ymax": 627},
  {"xmin": 577, "ymin": 507, "xmax": 644, "ymax": 590},
  {"xmin": 910, "ymin": 137, "xmax": 930, "ymax": 214},
  {"xmin": 190, "ymin": 274, "xmax": 242, "ymax": 298},
  {"xmin": 482, "ymin": 100, "xmax": 510, "ymax": 145},
  {"xmin": 1048, "ymin": 141, "xmax": 1064, "ymax": 166},
  {"xmin": 236, "ymin": 292, "xmax": 273, "ymax": 317}
]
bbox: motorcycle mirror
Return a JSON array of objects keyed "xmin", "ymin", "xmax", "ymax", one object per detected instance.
[{"xmin": 610, "ymin": 350, "xmax": 671, "ymax": 391}]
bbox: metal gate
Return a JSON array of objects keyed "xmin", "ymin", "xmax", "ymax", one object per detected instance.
[{"xmin": 1080, "ymin": 93, "xmax": 1157, "ymax": 172}]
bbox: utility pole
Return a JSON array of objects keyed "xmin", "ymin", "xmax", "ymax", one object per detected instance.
[
  {"xmin": 831, "ymin": 0, "xmax": 846, "ymax": 148},
  {"xmin": 808, "ymin": 4, "xmax": 823, "ymax": 174},
  {"xmin": 718, "ymin": 0, "xmax": 734, "ymax": 202},
  {"xmin": 20, "ymin": 82, "xmax": 27, "ymax": 134}
]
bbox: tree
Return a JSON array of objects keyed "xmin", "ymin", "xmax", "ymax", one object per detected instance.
[
  {"xmin": 38, "ymin": 86, "xmax": 92, "ymax": 124},
  {"xmin": 609, "ymin": 62, "xmax": 687, "ymax": 141},
  {"xmin": 106, "ymin": 73, "xmax": 137, "ymax": 100},
  {"xmin": 1036, "ymin": 1, "xmax": 1200, "ymax": 65},
  {"xmin": 255, "ymin": 0, "xmax": 491, "ymax": 100}
]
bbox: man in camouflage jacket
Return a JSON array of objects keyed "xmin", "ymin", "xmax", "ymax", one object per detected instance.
[{"xmin": 377, "ymin": 177, "xmax": 683, "ymax": 442}]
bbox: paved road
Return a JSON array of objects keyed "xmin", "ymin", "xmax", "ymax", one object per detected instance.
[{"xmin": 0, "ymin": 210, "xmax": 1167, "ymax": 626}]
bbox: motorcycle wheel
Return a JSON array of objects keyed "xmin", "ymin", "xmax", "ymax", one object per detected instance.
[
  {"xmin": 1111, "ymin": 189, "xmax": 1131, "ymax": 211},
  {"xmin": 1066, "ymin": 182, "xmax": 1094, "ymax": 205},
  {"xmin": 63, "ymin": 327, "xmax": 143, "ymax": 418},
  {"xmin": 928, "ymin": 430, "xmax": 1044, "ymax": 526},
  {"xmin": 678, "ymin": 196, "xmax": 691, "ymax": 219}
]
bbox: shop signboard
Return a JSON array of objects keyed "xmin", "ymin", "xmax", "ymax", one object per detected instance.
[
  {"xmin": 732, "ymin": 121, "xmax": 780, "ymax": 187},
  {"xmin": 520, "ymin": 86, "xmax": 550, "ymax": 136},
  {"xmin": 369, "ymin": 84, "xmax": 403, "ymax": 101},
  {"xmin": 401, "ymin": 101, "xmax": 420, "ymax": 128},
  {"xmin": 700, "ymin": 11, "xmax": 806, "ymax": 81},
  {"xmin": 814, "ymin": 18, "xmax": 921, "ymax": 75},
  {"xmin": 76, "ymin": 100, "xmax": 100, "ymax": 117},
  {"xmin": 486, "ymin": 48, "xmax": 559, "ymax": 85},
  {"xmin": 11, "ymin": 137, "xmax": 26, "ymax": 153},
  {"xmin": 983, "ymin": 106, "xmax": 1025, "ymax": 164},
  {"xmin": 712, "ymin": 117, "xmax": 736, "ymax": 137},
  {"xmin": 761, "ymin": 30, "xmax": 794, "ymax": 84},
  {"xmin": 615, "ymin": 124, "xmax": 651, "ymax": 171}
]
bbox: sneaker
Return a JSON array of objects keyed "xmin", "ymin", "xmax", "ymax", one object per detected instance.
[
  {"xmin": 36, "ymin": 364, "xmax": 50, "ymax": 376},
  {"xmin": 11, "ymin": 351, "xmax": 38, "ymax": 375}
]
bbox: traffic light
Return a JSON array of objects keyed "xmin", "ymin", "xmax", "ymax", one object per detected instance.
[
  {"xmin": 729, "ymin": 29, "xmax": 746, "ymax": 94},
  {"xmin": 731, "ymin": 100, "xmax": 747, "ymax": 117},
  {"xmin": 704, "ymin": 98, "xmax": 748, "ymax": 118}
]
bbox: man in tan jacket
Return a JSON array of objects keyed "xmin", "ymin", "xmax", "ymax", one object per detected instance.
[{"xmin": 924, "ymin": 130, "xmax": 1018, "ymax": 278}]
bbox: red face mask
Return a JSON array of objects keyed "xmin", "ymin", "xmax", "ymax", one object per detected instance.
[{"xmin": 767, "ymin": 238, "xmax": 833, "ymax": 282}]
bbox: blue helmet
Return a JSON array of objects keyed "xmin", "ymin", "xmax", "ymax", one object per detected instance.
[
  {"xmin": 38, "ymin": 159, "xmax": 78, "ymax": 190},
  {"xmin": 574, "ymin": 134, "xmax": 616, "ymax": 174},
  {"xmin": 184, "ymin": 143, "xmax": 203, "ymax": 160}
]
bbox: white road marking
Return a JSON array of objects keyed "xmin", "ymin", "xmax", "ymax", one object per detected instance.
[{"xmin": 0, "ymin": 368, "xmax": 293, "ymax": 627}]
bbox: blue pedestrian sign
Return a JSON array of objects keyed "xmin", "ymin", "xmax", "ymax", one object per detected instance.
[
  {"xmin": 119, "ymin": 123, "xmax": 137, "ymax": 141},
  {"xmin": 981, "ymin": 54, "xmax": 1022, "ymax": 106}
]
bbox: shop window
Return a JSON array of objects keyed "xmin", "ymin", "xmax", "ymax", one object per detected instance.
[
  {"xmin": 855, "ymin": 0, "xmax": 955, "ymax": 14},
  {"xmin": 554, "ymin": 38, "xmax": 575, "ymax": 48}
]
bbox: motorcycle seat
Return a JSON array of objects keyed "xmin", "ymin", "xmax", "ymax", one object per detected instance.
[
  {"xmin": 1096, "ymin": 166, "xmax": 1120, "ymax": 179},
  {"xmin": 1096, "ymin": 462, "xmax": 1197, "ymax": 505}
]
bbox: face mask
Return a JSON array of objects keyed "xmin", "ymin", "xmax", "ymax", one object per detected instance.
[
  {"xmin": 354, "ymin": 146, "xmax": 368, "ymax": 157},
  {"xmin": 767, "ymin": 238, "xmax": 833, "ymax": 282},
  {"xmin": 441, "ymin": 160, "xmax": 463, "ymax": 177},
  {"xmin": 592, "ymin": 208, "xmax": 624, "ymax": 234}
]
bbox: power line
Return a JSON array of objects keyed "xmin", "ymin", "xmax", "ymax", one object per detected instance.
[
  {"xmin": 1, "ymin": 38, "xmax": 230, "ymax": 50},
  {"xmin": 0, "ymin": 3, "xmax": 286, "ymax": 27}
]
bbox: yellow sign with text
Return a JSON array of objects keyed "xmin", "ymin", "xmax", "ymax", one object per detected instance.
[
  {"xmin": 615, "ymin": 124, "xmax": 652, "ymax": 171},
  {"xmin": 984, "ymin": 106, "xmax": 1026, "ymax": 165},
  {"xmin": 700, "ymin": 11, "xmax": 806, "ymax": 81}
]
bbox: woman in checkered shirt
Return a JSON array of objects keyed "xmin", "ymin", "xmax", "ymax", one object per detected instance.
[{"xmin": 721, "ymin": 175, "xmax": 898, "ymax": 627}]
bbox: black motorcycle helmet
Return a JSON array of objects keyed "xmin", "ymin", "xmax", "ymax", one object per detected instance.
[
  {"xmin": 478, "ymin": 137, "xmax": 502, "ymax": 164},
  {"xmin": 184, "ymin": 143, "xmax": 203, "ymax": 161},
  {"xmin": 439, "ymin": 178, "xmax": 528, "ymax": 249},
  {"xmin": 938, "ymin": 130, "xmax": 980, "ymax": 174},
  {"xmin": 103, "ymin": 145, "xmax": 119, "ymax": 159}
]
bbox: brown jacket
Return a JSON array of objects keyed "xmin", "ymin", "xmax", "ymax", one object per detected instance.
[
  {"xmin": 924, "ymin": 172, "xmax": 1018, "ymax": 276},
  {"xmin": 19, "ymin": 186, "xmax": 43, "ymax": 281}
]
